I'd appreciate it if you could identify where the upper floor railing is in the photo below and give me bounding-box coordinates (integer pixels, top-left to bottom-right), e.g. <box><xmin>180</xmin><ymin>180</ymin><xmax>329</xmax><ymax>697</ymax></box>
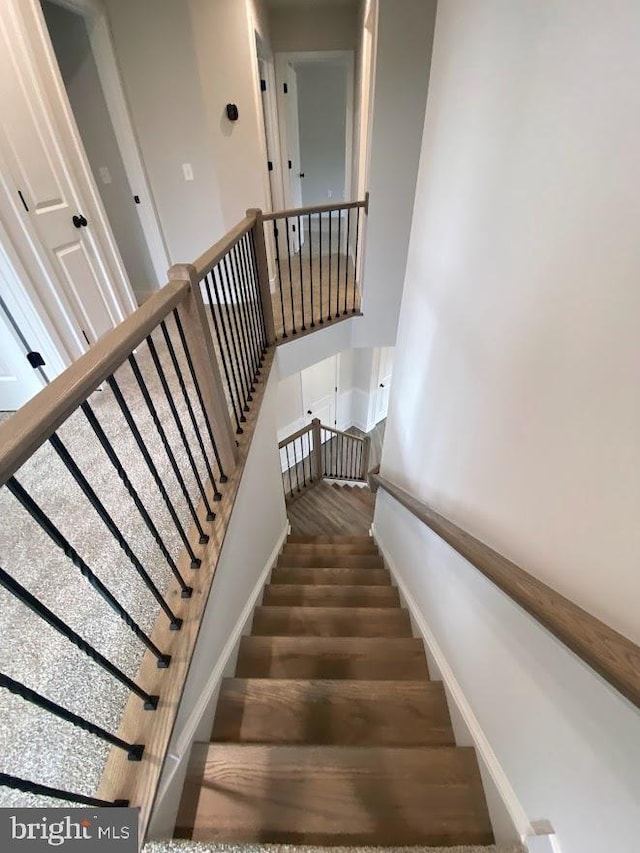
<box><xmin>0</xmin><ymin>196</ymin><xmax>367</xmax><ymax>840</ymax></box>
<box><xmin>279</xmin><ymin>418</ymin><xmax>371</xmax><ymax>501</ymax></box>
<box><xmin>261</xmin><ymin>195</ymin><xmax>368</xmax><ymax>341</ymax></box>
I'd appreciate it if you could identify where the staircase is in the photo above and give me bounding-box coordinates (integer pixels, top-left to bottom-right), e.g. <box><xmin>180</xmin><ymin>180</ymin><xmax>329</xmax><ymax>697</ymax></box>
<box><xmin>176</xmin><ymin>534</ymin><xmax>495</xmax><ymax>846</ymax></box>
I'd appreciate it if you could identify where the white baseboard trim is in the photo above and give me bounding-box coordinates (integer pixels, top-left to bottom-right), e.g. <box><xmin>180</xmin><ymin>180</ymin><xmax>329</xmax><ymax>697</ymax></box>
<box><xmin>154</xmin><ymin>523</ymin><xmax>289</xmax><ymax>808</ymax></box>
<box><xmin>372</xmin><ymin>526</ymin><xmax>532</xmax><ymax>843</ymax></box>
<box><xmin>324</xmin><ymin>477</ymin><xmax>367</xmax><ymax>487</ymax></box>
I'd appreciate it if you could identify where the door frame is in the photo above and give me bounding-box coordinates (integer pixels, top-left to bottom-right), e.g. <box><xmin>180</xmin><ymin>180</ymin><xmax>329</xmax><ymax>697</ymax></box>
<box><xmin>38</xmin><ymin>0</ymin><xmax>170</xmax><ymax>289</ymax></box>
<box><xmin>275</xmin><ymin>50</ymin><xmax>355</xmax><ymax>209</ymax></box>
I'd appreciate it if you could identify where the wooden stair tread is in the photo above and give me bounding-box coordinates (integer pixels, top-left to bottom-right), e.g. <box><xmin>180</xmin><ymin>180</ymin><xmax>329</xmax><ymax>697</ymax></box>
<box><xmin>236</xmin><ymin>636</ymin><xmax>429</xmax><ymax>679</ymax></box>
<box><xmin>252</xmin><ymin>606</ymin><xmax>412</xmax><ymax>637</ymax></box>
<box><xmin>271</xmin><ymin>567</ymin><xmax>391</xmax><ymax>586</ymax></box>
<box><xmin>278</xmin><ymin>553</ymin><xmax>384</xmax><ymax>569</ymax></box>
<box><xmin>211</xmin><ymin>679</ymin><xmax>455</xmax><ymax>746</ymax></box>
<box><xmin>287</xmin><ymin>534</ymin><xmax>374</xmax><ymax>544</ymax></box>
<box><xmin>181</xmin><ymin>744</ymin><xmax>494</xmax><ymax>846</ymax></box>
<box><xmin>282</xmin><ymin>543</ymin><xmax>379</xmax><ymax>556</ymax></box>
<box><xmin>263</xmin><ymin>584</ymin><xmax>399</xmax><ymax>607</ymax></box>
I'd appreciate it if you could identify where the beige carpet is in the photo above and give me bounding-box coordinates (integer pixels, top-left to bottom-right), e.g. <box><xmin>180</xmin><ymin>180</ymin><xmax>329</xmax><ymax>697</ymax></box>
<box><xmin>0</xmin><ymin>317</ymin><xmax>220</xmax><ymax>808</ymax></box>
<box><xmin>144</xmin><ymin>843</ymin><xmax>525</xmax><ymax>853</ymax></box>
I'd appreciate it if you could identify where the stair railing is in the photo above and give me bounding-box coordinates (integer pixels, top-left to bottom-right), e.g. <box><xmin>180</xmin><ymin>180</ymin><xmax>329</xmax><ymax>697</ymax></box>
<box><xmin>279</xmin><ymin>418</ymin><xmax>371</xmax><ymax>500</ymax></box>
<box><xmin>262</xmin><ymin>194</ymin><xmax>369</xmax><ymax>341</ymax></box>
<box><xmin>0</xmin><ymin>195</ymin><xmax>369</xmax><ymax>839</ymax></box>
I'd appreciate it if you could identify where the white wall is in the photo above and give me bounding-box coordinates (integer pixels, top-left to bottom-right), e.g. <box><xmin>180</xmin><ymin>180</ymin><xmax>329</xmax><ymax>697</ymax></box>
<box><xmin>104</xmin><ymin>0</ymin><xmax>271</xmax><ymax>264</ymax></box>
<box><xmin>42</xmin><ymin>1</ymin><xmax>156</xmax><ymax>302</ymax></box>
<box><xmin>269</xmin><ymin>3</ymin><xmax>359</xmax><ymax>52</ymax></box>
<box><xmin>296</xmin><ymin>61</ymin><xmax>348</xmax><ymax>205</ymax></box>
<box><xmin>148</xmin><ymin>363</ymin><xmax>287</xmax><ymax>838</ymax></box>
<box><xmin>351</xmin><ymin>0</ymin><xmax>436</xmax><ymax>348</ymax></box>
<box><xmin>376</xmin><ymin>1</ymin><xmax>640</xmax><ymax>851</ymax></box>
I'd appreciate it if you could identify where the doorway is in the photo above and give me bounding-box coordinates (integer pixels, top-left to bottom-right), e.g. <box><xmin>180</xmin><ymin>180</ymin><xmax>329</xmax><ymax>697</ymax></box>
<box><xmin>41</xmin><ymin>0</ymin><xmax>162</xmax><ymax>304</ymax></box>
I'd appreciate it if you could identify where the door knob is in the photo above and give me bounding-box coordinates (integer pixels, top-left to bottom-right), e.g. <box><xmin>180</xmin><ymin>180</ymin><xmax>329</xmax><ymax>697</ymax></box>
<box><xmin>307</xmin><ymin>410</ymin><xmax>312</xmax><ymax>415</ymax></box>
<box><xmin>379</xmin><ymin>383</ymin><xmax>385</xmax><ymax>388</ymax></box>
<box><xmin>73</xmin><ymin>214</ymin><xmax>88</xmax><ymax>228</ymax></box>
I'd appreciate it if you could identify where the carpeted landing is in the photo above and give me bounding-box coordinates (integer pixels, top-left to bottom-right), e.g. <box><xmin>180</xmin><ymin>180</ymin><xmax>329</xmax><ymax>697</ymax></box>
<box><xmin>143</xmin><ymin>842</ymin><xmax>526</xmax><ymax>853</ymax></box>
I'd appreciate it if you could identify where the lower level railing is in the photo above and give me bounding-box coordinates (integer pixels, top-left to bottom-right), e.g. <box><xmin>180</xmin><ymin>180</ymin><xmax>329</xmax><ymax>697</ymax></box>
<box><xmin>279</xmin><ymin>418</ymin><xmax>371</xmax><ymax>500</ymax></box>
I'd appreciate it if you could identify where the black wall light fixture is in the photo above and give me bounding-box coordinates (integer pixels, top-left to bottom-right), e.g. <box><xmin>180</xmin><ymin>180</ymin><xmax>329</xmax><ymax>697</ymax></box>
<box><xmin>226</xmin><ymin>103</ymin><xmax>239</xmax><ymax>121</ymax></box>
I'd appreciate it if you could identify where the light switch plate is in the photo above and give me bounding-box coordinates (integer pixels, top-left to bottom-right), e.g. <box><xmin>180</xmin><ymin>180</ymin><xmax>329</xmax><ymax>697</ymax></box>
<box><xmin>182</xmin><ymin>163</ymin><xmax>194</xmax><ymax>181</ymax></box>
<box><xmin>98</xmin><ymin>166</ymin><xmax>112</xmax><ymax>185</ymax></box>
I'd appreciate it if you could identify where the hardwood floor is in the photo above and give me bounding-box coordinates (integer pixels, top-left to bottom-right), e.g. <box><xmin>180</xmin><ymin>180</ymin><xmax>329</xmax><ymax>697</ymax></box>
<box><xmin>287</xmin><ymin>482</ymin><xmax>376</xmax><ymax>536</ymax></box>
<box><xmin>176</xmin><ymin>535</ymin><xmax>494</xmax><ymax>846</ymax></box>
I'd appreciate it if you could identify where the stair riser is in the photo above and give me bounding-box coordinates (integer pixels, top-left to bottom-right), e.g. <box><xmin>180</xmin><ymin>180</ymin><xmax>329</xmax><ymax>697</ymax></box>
<box><xmin>236</xmin><ymin>637</ymin><xmax>430</xmax><ymax>680</ymax></box>
<box><xmin>278</xmin><ymin>555</ymin><xmax>384</xmax><ymax>569</ymax></box>
<box><xmin>252</xmin><ymin>606</ymin><xmax>412</xmax><ymax>637</ymax></box>
<box><xmin>212</xmin><ymin>679</ymin><xmax>455</xmax><ymax>746</ymax></box>
<box><xmin>263</xmin><ymin>585</ymin><xmax>400</xmax><ymax>608</ymax></box>
<box><xmin>271</xmin><ymin>567</ymin><xmax>392</xmax><ymax>586</ymax></box>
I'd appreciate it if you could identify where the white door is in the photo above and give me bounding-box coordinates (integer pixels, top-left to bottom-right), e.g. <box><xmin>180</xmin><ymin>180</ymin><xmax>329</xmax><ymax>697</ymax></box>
<box><xmin>0</xmin><ymin>307</ymin><xmax>44</xmax><ymax>410</ymax></box>
<box><xmin>375</xmin><ymin>346</ymin><xmax>393</xmax><ymax>423</ymax></box>
<box><xmin>0</xmin><ymin>1</ymin><xmax>135</xmax><ymax>351</ymax></box>
<box><xmin>285</xmin><ymin>63</ymin><xmax>305</xmax><ymax>253</ymax></box>
<box><xmin>301</xmin><ymin>354</ymin><xmax>337</xmax><ymax>428</ymax></box>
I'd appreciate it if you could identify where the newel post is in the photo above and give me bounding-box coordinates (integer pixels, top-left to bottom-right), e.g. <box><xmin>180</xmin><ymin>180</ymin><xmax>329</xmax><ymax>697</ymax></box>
<box><xmin>246</xmin><ymin>208</ymin><xmax>276</xmax><ymax>346</ymax></box>
<box><xmin>361</xmin><ymin>435</ymin><xmax>372</xmax><ymax>481</ymax></box>
<box><xmin>312</xmin><ymin>418</ymin><xmax>323</xmax><ymax>482</ymax></box>
<box><xmin>169</xmin><ymin>263</ymin><xmax>238</xmax><ymax>472</ymax></box>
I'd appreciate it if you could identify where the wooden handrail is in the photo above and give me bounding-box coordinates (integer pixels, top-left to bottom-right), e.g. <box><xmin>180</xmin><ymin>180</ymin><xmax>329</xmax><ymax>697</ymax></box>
<box><xmin>192</xmin><ymin>214</ymin><xmax>256</xmax><ymax>279</ymax></box>
<box><xmin>278</xmin><ymin>422</ymin><xmax>313</xmax><ymax>448</ymax></box>
<box><xmin>372</xmin><ymin>473</ymin><xmax>640</xmax><ymax>710</ymax></box>
<box><xmin>0</xmin><ymin>279</ymin><xmax>189</xmax><ymax>487</ymax></box>
<box><xmin>321</xmin><ymin>424</ymin><xmax>367</xmax><ymax>443</ymax></box>
<box><xmin>262</xmin><ymin>198</ymin><xmax>366</xmax><ymax>221</ymax></box>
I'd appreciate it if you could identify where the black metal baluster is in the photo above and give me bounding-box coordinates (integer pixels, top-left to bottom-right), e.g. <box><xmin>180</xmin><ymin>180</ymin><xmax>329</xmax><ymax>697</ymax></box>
<box><xmin>300</xmin><ymin>437</ymin><xmax>307</xmax><ymax>488</ymax></box>
<box><xmin>201</xmin><ymin>275</ymin><xmax>244</xmax><ymax>433</ymax></box>
<box><xmin>4</xmin><ymin>480</ymin><xmax>171</xmax><ymax>667</ymax></box>
<box><xmin>352</xmin><ymin>207</ymin><xmax>361</xmax><ymax>313</ymax></box>
<box><xmin>285</xmin><ymin>217</ymin><xmax>297</xmax><ymax>334</ymax></box>
<box><xmin>210</xmin><ymin>266</ymin><xmax>246</xmax><ymax>422</ymax></box>
<box><xmin>81</xmin><ymin>401</ymin><xmax>192</xmax><ymax>597</ymax></box>
<box><xmin>322</xmin><ymin>429</ymin><xmax>327</xmax><ymax>475</ymax></box>
<box><xmin>308</xmin><ymin>212</ymin><xmax>315</xmax><ymax>327</ymax></box>
<box><xmin>146</xmin><ymin>336</ymin><xmax>215</xmax><ymax>522</ymax></box>
<box><xmin>172</xmin><ymin>309</ymin><xmax>229</xmax><ymax>483</ymax></box>
<box><xmin>0</xmin><ymin>566</ymin><xmax>159</xmax><ymax>707</ymax></box>
<box><xmin>49</xmin><ymin>433</ymin><xmax>183</xmax><ymax>631</ymax></box>
<box><xmin>272</xmin><ymin>220</ymin><xmax>287</xmax><ymax>340</ymax></box>
<box><xmin>336</xmin><ymin>209</ymin><xmax>342</xmax><ymax>319</ymax></box>
<box><xmin>327</xmin><ymin>211</ymin><xmax>333</xmax><ymax>322</ymax></box>
<box><xmin>159</xmin><ymin>320</ymin><xmax>222</xmax><ymax>498</ymax></box>
<box><xmin>237</xmin><ymin>235</ymin><xmax>261</xmax><ymax>374</ymax></box>
<box><xmin>221</xmin><ymin>257</ymin><xmax>252</xmax><ymax>407</ymax></box>
<box><xmin>297</xmin><ymin>215</ymin><xmax>306</xmax><ymax>331</ymax></box>
<box><xmin>294</xmin><ymin>440</ymin><xmax>301</xmax><ymax>493</ymax></box>
<box><xmin>235</xmin><ymin>238</ymin><xmax>261</xmax><ymax>381</ymax></box>
<box><xmin>108</xmin><ymin>374</ymin><xmax>202</xmax><ymax>568</ymax></box>
<box><xmin>285</xmin><ymin>444</ymin><xmax>293</xmax><ymax>498</ymax></box>
<box><xmin>0</xmin><ymin>774</ymin><xmax>128</xmax><ymax>808</ymax></box>
<box><xmin>319</xmin><ymin>212</ymin><xmax>324</xmax><ymax>324</ymax></box>
<box><xmin>1</xmin><ymin>674</ymin><xmax>144</xmax><ymax>761</ymax></box>
<box><xmin>221</xmin><ymin>255</ymin><xmax>252</xmax><ymax>405</ymax></box>
<box><xmin>247</xmin><ymin>229</ymin><xmax>269</xmax><ymax>355</ymax></box>
<box><xmin>344</xmin><ymin>208</ymin><xmax>351</xmax><ymax>315</ymax></box>
<box><xmin>340</xmin><ymin>434</ymin><xmax>344</xmax><ymax>478</ymax></box>
<box><xmin>129</xmin><ymin>354</ymin><xmax>209</xmax><ymax>544</ymax></box>
<box><xmin>229</xmin><ymin>245</ymin><xmax>256</xmax><ymax>396</ymax></box>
